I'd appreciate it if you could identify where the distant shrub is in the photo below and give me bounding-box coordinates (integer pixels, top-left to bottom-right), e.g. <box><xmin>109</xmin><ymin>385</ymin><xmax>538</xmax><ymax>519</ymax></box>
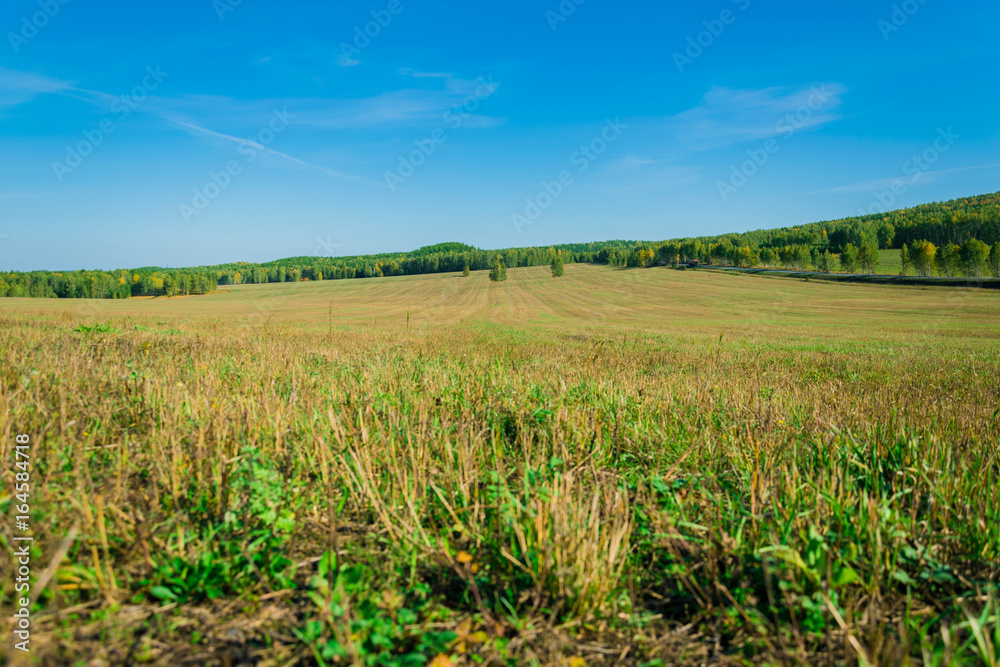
<box><xmin>551</xmin><ymin>254</ymin><xmax>565</xmax><ymax>277</ymax></box>
<box><xmin>488</xmin><ymin>256</ymin><xmax>507</xmax><ymax>282</ymax></box>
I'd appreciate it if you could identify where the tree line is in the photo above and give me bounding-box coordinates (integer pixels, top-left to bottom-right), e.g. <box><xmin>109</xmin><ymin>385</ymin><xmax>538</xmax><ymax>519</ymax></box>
<box><xmin>3</xmin><ymin>192</ymin><xmax>998</xmax><ymax>299</ymax></box>
<box><xmin>587</xmin><ymin>191</ymin><xmax>1000</xmax><ymax>278</ymax></box>
<box><xmin>0</xmin><ymin>269</ymin><xmax>217</xmax><ymax>299</ymax></box>
<box><xmin>596</xmin><ymin>236</ymin><xmax>999</xmax><ymax>278</ymax></box>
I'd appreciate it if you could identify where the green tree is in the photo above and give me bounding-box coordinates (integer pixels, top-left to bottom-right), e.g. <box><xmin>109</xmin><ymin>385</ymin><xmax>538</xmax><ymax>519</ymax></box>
<box><xmin>736</xmin><ymin>246</ymin><xmax>758</xmax><ymax>267</ymax></box>
<box><xmin>911</xmin><ymin>241</ymin><xmax>936</xmax><ymax>277</ymax></box>
<box><xmin>488</xmin><ymin>256</ymin><xmax>507</xmax><ymax>282</ymax></box>
<box><xmin>959</xmin><ymin>239</ymin><xmax>990</xmax><ymax>277</ymax></box>
<box><xmin>840</xmin><ymin>244</ymin><xmax>859</xmax><ymax>273</ymax></box>
<box><xmin>658</xmin><ymin>243</ymin><xmax>680</xmax><ymax>267</ymax></box>
<box><xmin>858</xmin><ymin>240</ymin><xmax>880</xmax><ymax>274</ymax></box>
<box><xmin>817</xmin><ymin>250</ymin><xmax>833</xmax><ymax>273</ymax></box>
<box><xmin>787</xmin><ymin>245</ymin><xmax>811</xmax><ymax>270</ymax></box>
<box><xmin>899</xmin><ymin>243</ymin><xmax>911</xmax><ymax>276</ymax></box>
<box><xmin>163</xmin><ymin>274</ymin><xmax>177</xmax><ymax>296</ymax></box>
<box><xmin>462</xmin><ymin>261</ymin><xmax>470</xmax><ymax>277</ymax></box>
<box><xmin>877</xmin><ymin>222</ymin><xmax>896</xmax><ymax>249</ymax></box>
<box><xmin>991</xmin><ymin>242</ymin><xmax>1000</xmax><ymax>277</ymax></box>
<box><xmin>937</xmin><ymin>243</ymin><xmax>960</xmax><ymax>277</ymax></box>
<box><xmin>551</xmin><ymin>253</ymin><xmax>565</xmax><ymax>277</ymax></box>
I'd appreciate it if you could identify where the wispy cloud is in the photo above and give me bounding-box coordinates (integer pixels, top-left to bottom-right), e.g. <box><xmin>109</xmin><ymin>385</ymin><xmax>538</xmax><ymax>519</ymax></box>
<box><xmin>1</xmin><ymin>65</ymin><xmax>501</xmax><ymax>187</ymax></box>
<box><xmin>2</xmin><ymin>64</ymin><xmax>503</xmax><ymax>132</ymax></box>
<box><xmin>815</xmin><ymin>162</ymin><xmax>1000</xmax><ymax>194</ymax></box>
<box><xmin>0</xmin><ymin>69</ymin><xmax>389</xmax><ymax>185</ymax></box>
<box><xmin>399</xmin><ymin>68</ymin><xmax>452</xmax><ymax>79</ymax></box>
<box><xmin>296</xmin><ymin>75</ymin><xmax>504</xmax><ymax>129</ymax></box>
<box><xmin>609</xmin><ymin>155</ymin><xmax>662</xmax><ymax>171</ymax></box>
<box><xmin>0</xmin><ymin>67</ymin><xmax>162</xmax><ymax>119</ymax></box>
<box><xmin>667</xmin><ymin>84</ymin><xmax>847</xmax><ymax>151</ymax></box>
<box><xmin>0</xmin><ymin>67</ymin><xmax>72</xmax><ymax>114</ymax></box>
<box><xmin>595</xmin><ymin>164</ymin><xmax>701</xmax><ymax>195</ymax></box>
<box><xmin>0</xmin><ymin>191</ymin><xmax>69</xmax><ymax>199</ymax></box>
<box><xmin>142</xmin><ymin>73</ymin><xmax>502</xmax><ymax>131</ymax></box>
<box><xmin>167</xmin><ymin>118</ymin><xmax>389</xmax><ymax>188</ymax></box>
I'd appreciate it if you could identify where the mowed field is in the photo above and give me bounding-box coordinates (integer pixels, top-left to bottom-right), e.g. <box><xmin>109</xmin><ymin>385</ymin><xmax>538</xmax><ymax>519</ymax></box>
<box><xmin>4</xmin><ymin>262</ymin><xmax>998</xmax><ymax>334</ymax></box>
<box><xmin>1</xmin><ymin>265</ymin><xmax>999</xmax><ymax>666</ymax></box>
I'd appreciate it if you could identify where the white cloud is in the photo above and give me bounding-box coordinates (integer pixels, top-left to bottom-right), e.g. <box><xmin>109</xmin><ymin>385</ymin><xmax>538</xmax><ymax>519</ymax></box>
<box><xmin>609</xmin><ymin>155</ymin><xmax>660</xmax><ymax>171</ymax></box>
<box><xmin>667</xmin><ymin>84</ymin><xmax>847</xmax><ymax>151</ymax></box>
<box><xmin>0</xmin><ymin>68</ymin><xmax>72</xmax><ymax>114</ymax></box>
<box><xmin>167</xmin><ymin>118</ymin><xmax>388</xmax><ymax>188</ymax></box>
<box><xmin>817</xmin><ymin>162</ymin><xmax>1000</xmax><ymax>194</ymax></box>
<box><xmin>144</xmin><ymin>72</ymin><xmax>503</xmax><ymax>131</ymax></box>
<box><xmin>399</xmin><ymin>69</ymin><xmax>452</xmax><ymax>79</ymax></box>
<box><xmin>0</xmin><ymin>66</ymin><xmax>503</xmax><ymax>186</ymax></box>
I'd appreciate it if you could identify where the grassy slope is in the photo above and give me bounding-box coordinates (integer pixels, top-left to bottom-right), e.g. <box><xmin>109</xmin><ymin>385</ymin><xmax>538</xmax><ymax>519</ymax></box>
<box><xmin>6</xmin><ymin>263</ymin><xmax>997</xmax><ymax>333</ymax></box>
<box><xmin>1</xmin><ymin>265</ymin><xmax>998</xmax><ymax>666</ymax></box>
<box><xmin>877</xmin><ymin>248</ymin><xmax>904</xmax><ymax>275</ymax></box>
<box><xmin>821</xmin><ymin>249</ymin><xmax>993</xmax><ymax>277</ymax></box>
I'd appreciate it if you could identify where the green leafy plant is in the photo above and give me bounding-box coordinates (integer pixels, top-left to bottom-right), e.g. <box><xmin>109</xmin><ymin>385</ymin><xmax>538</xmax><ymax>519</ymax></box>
<box><xmin>760</xmin><ymin>526</ymin><xmax>859</xmax><ymax>594</ymax></box>
<box><xmin>74</xmin><ymin>322</ymin><xmax>117</xmax><ymax>334</ymax></box>
<box><xmin>148</xmin><ymin>526</ymin><xmax>293</xmax><ymax>603</ymax></box>
<box><xmin>297</xmin><ymin>554</ymin><xmax>459</xmax><ymax>666</ymax></box>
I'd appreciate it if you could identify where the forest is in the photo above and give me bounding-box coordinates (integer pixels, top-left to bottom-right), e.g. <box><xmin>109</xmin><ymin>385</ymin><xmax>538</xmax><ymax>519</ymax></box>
<box><xmin>2</xmin><ymin>192</ymin><xmax>998</xmax><ymax>299</ymax></box>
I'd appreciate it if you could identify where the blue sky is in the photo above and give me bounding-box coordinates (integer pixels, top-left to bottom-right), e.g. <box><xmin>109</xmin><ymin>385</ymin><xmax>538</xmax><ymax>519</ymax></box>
<box><xmin>1</xmin><ymin>0</ymin><xmax>998</xmax><ymax>271</ymax></box>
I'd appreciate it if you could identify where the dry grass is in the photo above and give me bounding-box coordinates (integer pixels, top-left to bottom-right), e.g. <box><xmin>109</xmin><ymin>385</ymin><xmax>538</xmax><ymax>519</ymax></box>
<box><xmin>0</xmin><ymin>264</ymin><xmax>998</xmax><ymax>666</ymax></box>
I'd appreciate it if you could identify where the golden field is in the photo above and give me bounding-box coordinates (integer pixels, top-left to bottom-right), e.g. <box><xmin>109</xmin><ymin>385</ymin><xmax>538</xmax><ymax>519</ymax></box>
<box><xmin>1</xmin><ymin>265</ymin><xmax>998</xmax><ymax>666</ymax></box>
